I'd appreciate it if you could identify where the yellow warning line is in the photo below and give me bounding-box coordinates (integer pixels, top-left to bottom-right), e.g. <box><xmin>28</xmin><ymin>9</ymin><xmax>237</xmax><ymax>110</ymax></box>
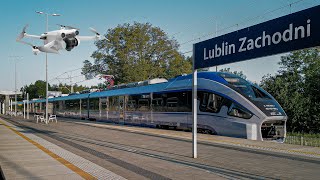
<box><xmin>0</xmin><ymin>121</ymin><xmax>96</xmax><ymax>180</ymax></box>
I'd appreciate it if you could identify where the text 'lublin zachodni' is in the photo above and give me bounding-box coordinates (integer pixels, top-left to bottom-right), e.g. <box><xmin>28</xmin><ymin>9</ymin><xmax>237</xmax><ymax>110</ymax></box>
<box><xmin>203</xmin><ymin>19</ymin><xmax>311</xmax><ymax>61</ymax></box>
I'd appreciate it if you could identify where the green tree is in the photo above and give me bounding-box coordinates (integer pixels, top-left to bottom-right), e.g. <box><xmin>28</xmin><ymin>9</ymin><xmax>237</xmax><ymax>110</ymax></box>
<box><xmin>22</xmin><ymin>81</ymin><xmax>88</xmax><ymax>99</ymax></box>
<box><xmin>219</xmin><ymin>68</ymin><xmax>247</xmax><ymax>79</ymax></box>
<box><xmin>20</xmin><ymin>80</ymin><xmax>50</xmax><ymax>99</ymax></box>
<box><xmin>82</xmin><ymin>22</ymin><xmax>192</xmax><ymax>84</ymax></box>
<box><xmin>51</xmin><ymin>83</ymin><xmax>88</xmax><ymax>94</ymax></box>
<box><xmin>260</xmin><ymin>48</ymin><xmax>320</xmax><ymax>133</ymax></box>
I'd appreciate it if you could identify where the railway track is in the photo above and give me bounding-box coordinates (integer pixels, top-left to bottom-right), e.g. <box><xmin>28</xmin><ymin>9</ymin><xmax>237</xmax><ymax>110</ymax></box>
<box><xmin>4</xmin><ymin>117</ymin><xmax>275</xmax><ymax>180</ymax></box>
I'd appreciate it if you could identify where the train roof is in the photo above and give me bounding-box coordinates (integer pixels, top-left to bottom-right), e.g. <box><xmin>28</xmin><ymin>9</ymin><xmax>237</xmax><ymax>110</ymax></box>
<box><xmin>25</xmin><ymin>72</ymin><xmax>242</xmax><ymax>103</ymax></box>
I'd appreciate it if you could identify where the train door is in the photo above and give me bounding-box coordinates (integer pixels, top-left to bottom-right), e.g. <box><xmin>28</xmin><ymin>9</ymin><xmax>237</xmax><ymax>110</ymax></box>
<box><xmin>123</xmin><ymin>95</ymin><xmax>128</xmax><ymax>124</ymax></box>
<box><xmin>186</xmin><ymin>91</ymin><xmax>193</xmax><ymax>131</ymax></box>
<box><xmin>106</xmin><ymin>97</ymin><xmax>109</xmax><ymax>120</ymax></box>
<box><xmin>99</xmin><ymin>98</ymin><xmax>102</xmax><ymax>120</ymax></box>
<box><xmin>119</xmin><ymin>96</ymin><xmax>125</xmax><ymax>124</ymax></box>
<box><xmin>99</xmin><ymin>97</ymin><xmax>108</xmax><ymax>121</ymax></box>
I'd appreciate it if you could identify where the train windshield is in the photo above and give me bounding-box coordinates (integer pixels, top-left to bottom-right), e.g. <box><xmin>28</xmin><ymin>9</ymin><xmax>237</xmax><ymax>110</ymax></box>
<box><xmin>220</xmin><ymin>73</ymin><xmax>270</xmax><ymax>99</ymax></box>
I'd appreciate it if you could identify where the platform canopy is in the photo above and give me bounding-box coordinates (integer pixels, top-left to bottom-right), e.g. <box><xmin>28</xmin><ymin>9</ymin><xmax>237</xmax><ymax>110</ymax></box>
<box><xmin>0</xmin><ymin>91</ymin><xmax>22</xmax><ymax>96</ymax></box>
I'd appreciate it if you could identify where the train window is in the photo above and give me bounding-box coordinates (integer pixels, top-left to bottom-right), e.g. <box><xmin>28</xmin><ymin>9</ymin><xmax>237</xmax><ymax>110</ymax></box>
<box><xmin>251</xmin><ymin>86</ymin><xmax>270</xmax><ymax>99</ymax></box>
<box><xmin>101</xmin><ymin>102</ymin><xmax>107</xmax><ymax>111</ymax></box>
<box><xmin>199</xmin><ymin>92</ymin><xmax>224</xmax><ymax>113</ymax></box>
<box><xmin>89</xmin><ymin>98</ymin><xmax>99</xmax><ymax>110</ymax></box>
<box><xmin>166</xmin><ymin>97</ymin><xmax>178</xmax><ymax>112</ymax></box>
<box><xmin>81</xmin><ymin>100</ymin><xmax>87</xmax><ymax>108</ymax></box>
<box><xmin>65</xmin><ymin>100</ymin><xmax>80</xmax><ymax>110</ymax></box>
<box><xmin>54</xmin><ymin>101</ymin><xmax>60</xmax><ymax>110</ymax></box>
<box><xmin>152</xmin><ymin>98</ymin><xmax>163</xmax><ymax>106</ymax></box>
<box><xmin>152</xmin><ymin>98</ymin><xmax>164</xmax><ymax>111</ymax></box>
<box><xmin>228</xmin><ymin>103</ymin><xmax>252</xmax><ymax>119</ymax></box>
<box><xmin>167</xmin><ymin>97</ymin><xmax>178</xmax><ymax>107</ymax></box>
<box><xmin>152</xmin><ymin>92</ymin><xmax>191</xmax><ymax>112</ymax></box>
<box><xmin>138</xmin><ymin>99</ymin><xmax>149</xmax><ymax>111</ymax></box>
<box><xmin>119</xmin><ymin>96</ymin><xmax>125</xmax><ymax>110</ymax></box>
<box><xmin>220</xmin><ymin>73</ymin><xmax>256</xmax><ymax>98</ymax></box>
<box><xmin>101</xmin><ymin>98</ymin><xmax>108</xmax><ymax>111</ymax></box>
<box><xmin>127</xmin><ymin>100</ymin><xmax>137</xmax><ymax>111</ymax></box>
<box><xmin>109</xmin><ymin>96</ymin><xmax>119</xmax><ymax>111</ymax></box>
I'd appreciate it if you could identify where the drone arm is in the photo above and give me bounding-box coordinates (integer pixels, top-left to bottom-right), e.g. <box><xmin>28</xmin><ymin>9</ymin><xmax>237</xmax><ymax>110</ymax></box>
<box><xmin>24</xmin><ymin>33</ymin><xmax>41</xmax><ymax>39</ymax></box>
<box><xmin>16</xmin><ymin>39</ymin><xmax>33</xmax><ymax>47</ymax></box>
<box><xmin>39</xmin><ymin>40</ymin><xmax>59</xmax><ymax>54</ymax></box>
<box><xmin>76</xmin><ymin>35</ymin><xmax>99</xmax><ymax>41</ymax></box>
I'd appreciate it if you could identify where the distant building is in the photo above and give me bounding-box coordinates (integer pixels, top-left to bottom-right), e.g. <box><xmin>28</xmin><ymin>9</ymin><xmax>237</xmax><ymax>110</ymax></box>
<box><xmin>0</xmin><ymin>90</ymin><xmax>22</xmax><ymax>114</ymax></box>
<box><xmin>48</xmin><ymin>91</ymin><xmax>62</xmax><ymax>98</ymax></box>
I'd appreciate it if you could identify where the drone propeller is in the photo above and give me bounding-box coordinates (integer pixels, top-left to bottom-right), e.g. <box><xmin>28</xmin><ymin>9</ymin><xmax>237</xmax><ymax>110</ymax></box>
<box><xmin>17</xmin><ymin>40</ymin><xmax>33</xmax><ymax>47</ymax></box>
<box><xmin>89</xmin><ymin>27</ymin><xmax>107</xmax><ymax>40</ymax></box>
<box><xmin>89</xmin><ymin>27</ymin><xmax>100</xmax><ymax>36</ymax></box>
<box><xmin>57</xmin><ymin>24</ymin><xmax>79</xmax><ymax>30</ymax></box>
<box><xmin>16</xmin><ymin>24</ymin><xmax>29</xmax><ymax>41</ymax></box>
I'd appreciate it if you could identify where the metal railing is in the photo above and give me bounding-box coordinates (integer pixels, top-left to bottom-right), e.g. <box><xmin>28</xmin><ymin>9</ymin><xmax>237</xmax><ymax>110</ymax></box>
<box><xmin>285</xmin><ymin>135</ymin><xmax>320</xmax><ymax>147</ymax></box>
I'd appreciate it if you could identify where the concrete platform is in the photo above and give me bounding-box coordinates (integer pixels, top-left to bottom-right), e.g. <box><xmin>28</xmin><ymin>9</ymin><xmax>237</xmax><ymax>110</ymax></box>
<box><xmin>2</xmin><ymin>115</ymin><xmax>320</xmax><ymax>179</ymax></box>
<box><xmin>0</xmin><ymin>118</ymin><xmax>125</xmax><ymax>180</ymax></box>
<box><xmin>61</xmin><ymin>118</ymin><xmax>320</xmax><ymax>159</ymax></box>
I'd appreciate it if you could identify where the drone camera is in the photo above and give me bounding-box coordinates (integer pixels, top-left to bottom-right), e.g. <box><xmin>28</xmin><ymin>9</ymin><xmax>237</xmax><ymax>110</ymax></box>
<box><xmin>40</xmin><ymin>36</ymin><xmax>47</xmax><ymax>40</ymax></box>
<box><xmin>64</xmin><ymin>37</ymin><xmax>79</xmax><ymax>51</ymax></box>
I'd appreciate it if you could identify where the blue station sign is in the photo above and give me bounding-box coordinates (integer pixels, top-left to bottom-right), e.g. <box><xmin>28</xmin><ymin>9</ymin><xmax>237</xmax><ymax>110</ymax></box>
<box><xmin>194</xmin><ymin>5</ymin><xmax>320</xmax><ymax>69</ymax></box>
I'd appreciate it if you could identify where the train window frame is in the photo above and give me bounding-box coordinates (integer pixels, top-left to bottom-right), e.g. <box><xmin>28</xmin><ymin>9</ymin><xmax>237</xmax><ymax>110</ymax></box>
<box><xmin>251</xmin><ymin>86</ymin><xmax>271</xmax><ymax>99</ymax></box>
<box><xmin>199</xmin><ymin>91</ymin><xmax>224</xmax><ymax>113</ymax></box>
<box><xmin>65</xmin><ymin>99</ymin><xmax>80</xmax><ymax>111</ymax></box>
<box><xmin>89</xmin><ymin>98</ymin><xmax>99</xmax><ymax>111</ymax></box>
<box><xmin>227</xmin><ymin>103</ymin><xmax>253</xmax><ymax>119</ymax></box>
<box><xmin>138</xmin><ymin>98</ymin><xmax>150</xmax><ymax>111</ymax></box>
<box><xmin>166</xmin><ymin>97</ymin><xmax>178</xmax><ymax>108</ymax></box>
<box><xmin>127</xmin><ymin>99</ymin><xmax>137</xmax><ymax>111</ymax></box>
<box><xmin>151</xmin><ymin>98</ymin><xmax>164</xmax><ymax>111</ymax></box>
<box><xmin>152</xmin><ymin>98</ymin><xmax>163</xmax><ymax>106</ymax></box>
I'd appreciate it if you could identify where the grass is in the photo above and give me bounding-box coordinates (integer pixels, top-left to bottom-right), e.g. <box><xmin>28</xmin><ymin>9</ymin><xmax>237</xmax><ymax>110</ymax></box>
<box><xmin>285</xmin><ymin>132</ymin><xmax>320</xmax><ymax>147</ymax></box>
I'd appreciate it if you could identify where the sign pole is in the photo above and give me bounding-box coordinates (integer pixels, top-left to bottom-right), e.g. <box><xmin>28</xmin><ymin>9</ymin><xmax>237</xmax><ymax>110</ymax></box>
<box><xmin>27</xmin><ymin>93</ymin><xmax>29</xmax><ymax>119</ymax></box>
<box><xmin>192</xmin><ymin>44</ymin><xmax>198</xmax><ymax>158</ymax></box>
<box><xmin>23</xmin><ymin>101</ymin><xmax>25</xmax><ymax>119</ymax></box>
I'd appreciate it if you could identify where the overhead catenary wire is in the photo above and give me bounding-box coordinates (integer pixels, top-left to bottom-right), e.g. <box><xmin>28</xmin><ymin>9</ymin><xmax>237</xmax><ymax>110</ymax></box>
<box><xmin>49</xmin><ymin>68</ymin><xmax>82</xmax><ymax>82</ymax></box>
<box><xmin>178</xmin><ymin>0</ymin><xmax>307</xmax><ymax>48</ymax></box>
<box><xmin>170</xmin><ymin>0</ymin><xmax>260</xmax><ymax>38</ymax></box>
<box><xmin>49</xmin><ymin>67</ymin><xmax>82</xmax><ymax>81</ymax></box>
<box><xmin>67</xmin><ymin>0</ymin><xmax>311</xmax><ymax>86</ymax></box>
<box><xmin>46</xmin><ymin>0</ymin><xmax>315</xmax><ymax>88</ymax></box>
<box><xmin>50</xmin><ymin>74</ymin><xmax>84</xmax><ymax>82</ymax></box>
<box><xmin>178</xmin><ymin>0</ymin><xmax>311</xmax><ymax>55</ymax></box>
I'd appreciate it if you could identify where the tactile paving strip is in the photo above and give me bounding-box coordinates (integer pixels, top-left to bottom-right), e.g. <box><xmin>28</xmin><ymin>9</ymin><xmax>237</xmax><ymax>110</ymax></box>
<box><xmin>4</xmin><ymin>121</ymin><xmax>126</xmax><ymax>180</ymax></box>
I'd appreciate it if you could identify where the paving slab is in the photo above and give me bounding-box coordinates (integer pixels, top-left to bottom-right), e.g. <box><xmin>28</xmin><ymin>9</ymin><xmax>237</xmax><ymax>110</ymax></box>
<box><xmin>3</xmin><ymin>115</ymin><xmax>320</xmax><ymax>180</ymax></box>
<box><xmin>63</xmin><ymin>118</ymin><xmax>320</xmax><ymax>158</ymax></box>
<box><xmin>0</xmin><ymin>118</ymin><xmax>125</xmax><ymax>180</ymax></box>
<box><xmin>0</xmin><ymin>120</ymin><xmax>83</xmax><ymax>180</ymax></box>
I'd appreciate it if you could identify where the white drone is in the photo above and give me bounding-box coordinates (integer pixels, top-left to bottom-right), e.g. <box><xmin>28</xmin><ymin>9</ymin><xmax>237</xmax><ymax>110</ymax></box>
<box><xmin>16</xmin><ymin>24</ymin><xmax>103</xmax><ymax>55</ymax></box>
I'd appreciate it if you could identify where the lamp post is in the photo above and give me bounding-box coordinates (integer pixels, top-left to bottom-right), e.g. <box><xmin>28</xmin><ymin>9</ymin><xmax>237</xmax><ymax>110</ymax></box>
<box><xmin>36</xmin><ymin>11</ymin><xmax>61</xmax><ymax>123</ymax></box>
<box><xmin>9</xmin><ymin>56</ymin><xmax>23</xmax><ymax>116</ymax></box>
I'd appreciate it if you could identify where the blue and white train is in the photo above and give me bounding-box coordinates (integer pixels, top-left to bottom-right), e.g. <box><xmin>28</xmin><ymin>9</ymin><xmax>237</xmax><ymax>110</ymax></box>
<box><xmin>27</xmin><ymin>72</ymin><xmax>287</xmax><ymax>142</ymax></box>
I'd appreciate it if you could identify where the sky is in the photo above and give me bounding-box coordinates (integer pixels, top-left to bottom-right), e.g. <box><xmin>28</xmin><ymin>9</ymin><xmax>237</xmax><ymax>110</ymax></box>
<box><xmin>0</xmin><ymin>0</ymin><xmax>319</xmax><ymax>91</ymax></box>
